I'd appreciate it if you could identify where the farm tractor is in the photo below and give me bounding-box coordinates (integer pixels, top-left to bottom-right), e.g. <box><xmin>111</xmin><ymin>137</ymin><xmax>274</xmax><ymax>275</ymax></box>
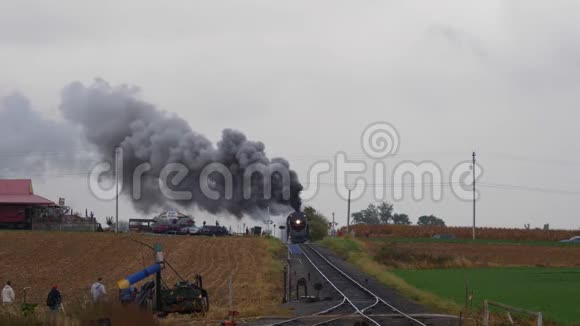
<box><xmin>117</xmin><ymin>242</ymin><xmax>209</xmax><ymax>316</ymax></box>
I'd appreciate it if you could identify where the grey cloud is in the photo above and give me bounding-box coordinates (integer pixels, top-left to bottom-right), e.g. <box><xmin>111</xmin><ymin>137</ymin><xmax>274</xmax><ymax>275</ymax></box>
<box><xmin>0</xmin><ymin>93</ymin><xmax>81</xmax><ymax>174</ymax></box>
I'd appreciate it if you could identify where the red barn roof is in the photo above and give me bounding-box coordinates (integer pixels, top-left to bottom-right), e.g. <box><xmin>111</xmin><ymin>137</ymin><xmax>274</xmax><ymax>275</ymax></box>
<box><xmin>0</xmin><ymin>179</ymin><xmax>54</xmax><ymax>205</ymax></box>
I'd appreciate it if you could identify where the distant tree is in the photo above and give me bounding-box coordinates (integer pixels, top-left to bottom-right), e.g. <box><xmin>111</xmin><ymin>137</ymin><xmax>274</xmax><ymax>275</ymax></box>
<box><xmin>352</xmin><ymin>202</ymin><xmax>411</xmax><ymax>225</ymax></box>
<box><xmin>103</xmin><ymin>217</ymin><xmax>129</xmax><ymax>232</ymax></box>
<box><xmin>392</xmin><ymin>213</ymin><xmax>411</xmax><ymax>225</ymax></box>
<box><xmin>351</xmin><ymin>204</ymin><xmax>380</xmax><ymax>224</ymax></box>
<box><xmin>417</xmin><ymin>215</ymin><xmax>446</xmax><ymax>226</ymax></box>
<box><xmin>303</xmin><ymin>206</ymin><xmax>330</xmax><ymax>241</ymax></box>
<box><xmin>377</xmin><ymin>202</ymin><xmax>394</xmax><ymax>224</ymax></box>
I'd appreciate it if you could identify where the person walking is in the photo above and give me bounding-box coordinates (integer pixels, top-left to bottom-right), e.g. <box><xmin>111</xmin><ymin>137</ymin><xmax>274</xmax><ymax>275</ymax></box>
<box><xmin>90</xmin><ymin>277</ymin><xmax>107</xmax><ymax>303</ymax></box>
<box><xmin>1</xmin><ymin>281</ymin><xmax>15</xmax><ymax>305</ymax></box>
<box><xmin>46</xmin><ymin>285</ymin><xmax>62</xmax><ymax>311</ymax></box>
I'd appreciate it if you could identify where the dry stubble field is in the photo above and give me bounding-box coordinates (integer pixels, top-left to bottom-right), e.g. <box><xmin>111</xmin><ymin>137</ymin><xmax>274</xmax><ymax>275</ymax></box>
<box><xmin>393</xmin><ymin>242</ymin><xmax>580</xmax><ymax>267</ymax></box>
<box><xmin>363</xmin><ymin>239</ymin><xmax>580</xmax><ymax>268</ymax></box>
<box><xmin>0</xmin><ymin>231</ymin><xmax>286</xmax><ymax>322</ymax></box>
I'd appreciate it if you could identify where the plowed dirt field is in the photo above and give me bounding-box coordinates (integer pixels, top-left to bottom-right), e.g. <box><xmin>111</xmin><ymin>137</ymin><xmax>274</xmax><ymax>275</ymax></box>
<box><xmin>367</xmin><ymin>240</ymin><xmax>580</xmax><ymax>267</ymax></box>
<box><xmin>0</xmin><ymin>232</ymin><xmax>285</xmax><ymax>320</ymax></box>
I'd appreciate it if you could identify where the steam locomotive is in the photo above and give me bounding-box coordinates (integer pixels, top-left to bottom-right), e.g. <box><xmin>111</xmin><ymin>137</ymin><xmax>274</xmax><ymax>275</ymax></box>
<box><xmin>286</xmin><ymin>211</ymin><xmax>309</xmax><ymax>243</ymax></box>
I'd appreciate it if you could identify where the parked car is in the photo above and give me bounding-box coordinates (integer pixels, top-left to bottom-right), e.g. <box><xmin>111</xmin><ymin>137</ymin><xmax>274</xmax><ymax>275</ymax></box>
<box><xmin>179</xmin><ymin>226</ymin><xmax>200</xmax><ymax>235</ymax></box>
<box><xmin>152</xmin><ymin>224</ymin><xmax>170</xmax><ymax>234</ymax></box>
<box><xmin>152</xmin><ymin>223</ymin><xmax>182</xmax><ymax>234</ymax></box>
<box><xmin>432</xmin><ymin>234</ymin><xmax>456</xmax><ymax>240</ymax></box>
<box><xmin>176</xmin><ymin>217</ymin><xmax>195</xmax><ymax>227</ymax></box>
<box><xmin>198</xmin><ymin>225</ymin><xmax>229</xmax><ymax>237</ymax></box>
<box><xmin>559</xmin><ymin>236</ymin><xmax>580</xmax><ymax>243</ymax></box>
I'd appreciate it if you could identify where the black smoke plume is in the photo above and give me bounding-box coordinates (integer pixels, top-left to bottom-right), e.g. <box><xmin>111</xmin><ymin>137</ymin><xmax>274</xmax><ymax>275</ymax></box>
<box><xmin>59</xmin><ymin>79</ymin><xmax>302</xmax><ymax>217</ymax></box>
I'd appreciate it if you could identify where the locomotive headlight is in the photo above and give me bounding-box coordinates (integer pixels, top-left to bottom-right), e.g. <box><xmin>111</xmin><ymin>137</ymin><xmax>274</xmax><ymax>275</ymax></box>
<box><xmin>296</xmin><ymin>220</ymin><xmax>301</xmax><ymax>225</ymax></box>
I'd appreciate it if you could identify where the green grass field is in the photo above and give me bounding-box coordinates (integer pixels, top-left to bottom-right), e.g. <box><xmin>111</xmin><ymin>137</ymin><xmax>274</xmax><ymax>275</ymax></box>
<box><xmin>393</xmin><ymin>267</ymin><xmax>580</xmax><ymax>325</ymax></box>
<box><xmin>367</xmin><ymin>237</ymin><xmax>580</xmax><ymax>247</ymax></box>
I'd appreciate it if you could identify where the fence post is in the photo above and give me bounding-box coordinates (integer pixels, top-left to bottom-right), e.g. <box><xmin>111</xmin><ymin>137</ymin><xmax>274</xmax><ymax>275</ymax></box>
<box><xmin>537</xmin><ymin>312</ymin><xmax>543</xmax><ymax>326</ymax></box>
<box><xmin>482</xmin><ymin>300</ymin><xmax>489</xmax><ymax>326</ymax></box>
<box><xmin>506</xmin><ymin>311</ymin><xmax>514</xmax><ymax>325</ymax></box>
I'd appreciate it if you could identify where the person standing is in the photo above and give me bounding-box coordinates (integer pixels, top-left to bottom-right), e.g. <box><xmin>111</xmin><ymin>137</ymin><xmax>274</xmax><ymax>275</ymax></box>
<box><xmin>90</xmin><ymin>277</ymin><xmax>107</xmax><ymax>303</ymax></box>
<box><xmin>46</xmin><ymin>285</ymin><xmax>62</xmax><ymax>311</ymax></box>
<box><xmin>1</xmin><ymin>281</ymin><xmax>15</xmax><ymax>305</ymax></box>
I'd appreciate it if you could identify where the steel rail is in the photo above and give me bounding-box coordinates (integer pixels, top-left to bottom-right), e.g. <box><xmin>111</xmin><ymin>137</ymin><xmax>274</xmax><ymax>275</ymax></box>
<box><xmin>298</xmin><ymin>244</ymin><xmax>381</xmax><ymax>326</ymax></box>
<box><xmin>271</xmin><ymin>298</ymin><xmax>346</xmax><ymax>326</ymax></box>
<box><xmin>273</xmin><ymin>243</ymin><xmax>436</xmax><ymax>326</ymax></box>
<box><xmin>272</xmin><ymin>243</ymin><xmax>379</xmax><ymax>326</ymax></box>
<box><xmin>304</xmin><ymin>243</ymin><xmax>428</xmax><ymax>326</ymax></box>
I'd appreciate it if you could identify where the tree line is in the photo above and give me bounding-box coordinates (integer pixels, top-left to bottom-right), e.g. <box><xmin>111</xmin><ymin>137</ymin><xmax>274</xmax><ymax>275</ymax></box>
<box><xmin>351</xmin><ymin>202</ymin><xmax>446</xmax><ymax>226</ymax></box>
<box><xmin>302</xmin><ymin>202</ymin><xmax>446</xmax><ymax>242</ymax></box>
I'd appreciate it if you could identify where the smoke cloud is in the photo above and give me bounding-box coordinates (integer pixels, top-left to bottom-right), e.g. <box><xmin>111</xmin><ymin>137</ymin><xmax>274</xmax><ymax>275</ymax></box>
<box><xmin>0</xmin><ymin>93</ymin><xmax>82</xmax><ymax>174</ymax></box>
<box><xmin>60</xmin><ymin>79</ymin><xmax>303</xmax><ymax>217</ymax></box>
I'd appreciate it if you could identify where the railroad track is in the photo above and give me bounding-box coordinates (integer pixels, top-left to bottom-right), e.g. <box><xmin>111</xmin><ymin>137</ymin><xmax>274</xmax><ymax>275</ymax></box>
<box><xmin>273</xmin><ymin>243</ymin><xmax>429</xmax><ymax>326</ymax></box>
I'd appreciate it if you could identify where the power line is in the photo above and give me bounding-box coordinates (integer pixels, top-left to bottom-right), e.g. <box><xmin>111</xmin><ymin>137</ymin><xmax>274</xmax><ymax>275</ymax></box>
<box><xmin>2</xmin><ymin>168</ymin><xmax>580</xmax><ymax>196</ymax></box>
<box><xmin>0</xmin><ymin>150</ymin><xmax>94</xmax><ymax>158</ymax></box>
<box><xmin>0</xmin><ymin>149</ymin><xmax>578</xmax><ymax>164</ymax></box>
<box><xmin>478</xmin><ymin>182</ymin><xmax>580</xmax><ymax>195</ymax></box>
<box><xmin>486</xmin><ymin>153</ymin><xmax>580</xmax><ymax>166</ymax></box>
<box><xmin>0</xmin><ymin>172</ymin><xmax>578</xmax><ymax>195</ymax></box>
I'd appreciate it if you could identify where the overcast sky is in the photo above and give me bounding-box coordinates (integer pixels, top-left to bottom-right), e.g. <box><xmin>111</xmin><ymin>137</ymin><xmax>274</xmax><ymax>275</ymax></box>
<box><xmin>1</xmin><ymin>0</ymin><xmax>579</xmax><ymax>230</ymax></box>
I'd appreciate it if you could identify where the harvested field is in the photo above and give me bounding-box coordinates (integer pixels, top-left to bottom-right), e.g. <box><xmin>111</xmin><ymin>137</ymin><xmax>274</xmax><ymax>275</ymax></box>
<box><xmin>0</xmin><ymin>231</ymin><xmax>286</xmax><ymax>321</ymax></box>
<box><xmin>365</xmin><ymin>239</ymin><xmax>580</xmax><ymax>268</ymax></box>
<box><xmin>350</xmin><ymin>224</ymin><xmax>578</xmax><ymax>241</ymax></box>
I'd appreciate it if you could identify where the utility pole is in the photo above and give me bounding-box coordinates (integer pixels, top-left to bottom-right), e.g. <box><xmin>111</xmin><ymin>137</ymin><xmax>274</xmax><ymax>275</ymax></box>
<box><xmin>115</xmin><ymin>147</ymin><xmax>119</xmax><ymax>234</ymax></box>
<box><xmin>332</xmin><ymin>212</ymin><xmax>335</xmax><ymax>236</ymax></box>
<box><xmin>472</xmin><ymin>151</ymin><xmax>476</xmax><ymax>240</ymax></box>
<box><xmin>267</xmin><ymin>206</ymin><xmax>271</xmax><ymax>233</ymax></box>
<box><xmin>346</xmin><ymin>189</ymin><xmax>351</xmax><ymax>234</ymax></box>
